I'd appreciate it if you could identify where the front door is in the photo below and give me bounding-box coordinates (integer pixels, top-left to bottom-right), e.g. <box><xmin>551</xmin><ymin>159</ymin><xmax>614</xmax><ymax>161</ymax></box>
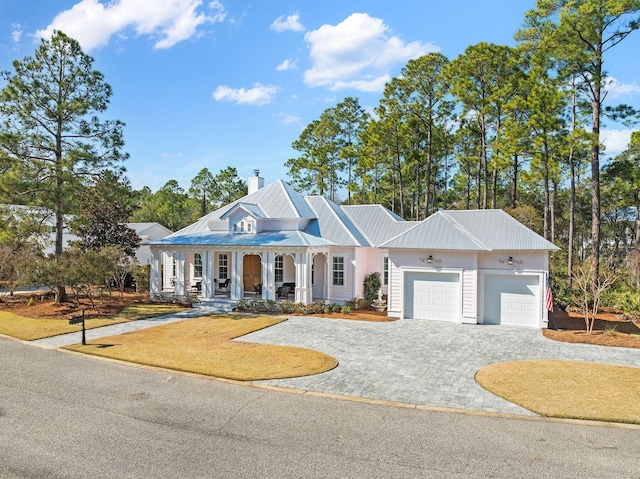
<box><xmin>243</xmin><ymin>254</ymin><xmax>261</xmax><ymax>292</ymax></box>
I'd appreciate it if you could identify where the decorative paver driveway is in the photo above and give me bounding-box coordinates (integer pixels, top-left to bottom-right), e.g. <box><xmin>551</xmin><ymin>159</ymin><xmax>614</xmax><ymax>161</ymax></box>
<box><xmin>243</xmin><ymin>317</ymin><xmax>640</xmax><ymax>415</ymax></box>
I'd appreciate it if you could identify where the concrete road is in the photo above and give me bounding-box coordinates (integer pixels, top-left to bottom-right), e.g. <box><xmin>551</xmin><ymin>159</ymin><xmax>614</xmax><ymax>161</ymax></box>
<box><xmin>1</xmin><ymin>337</ymin><xmax>639</xmax><ymax>479</ymax></box>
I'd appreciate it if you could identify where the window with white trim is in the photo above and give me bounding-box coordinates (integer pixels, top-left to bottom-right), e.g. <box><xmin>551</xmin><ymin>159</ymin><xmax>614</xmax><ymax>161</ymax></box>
<box><xmin>332</xmin><ymin>256</ymin><xmax>344</xmax><ymax>286</ymax></box>
<box><xmin>194</xmin><ymin>253</ymin><xmax>203</xmax><ymax>278</ymax></box>
<box><xmin>218</xmin><ymin>253</ymin><xmax>228</xmax><ymax>279</ymax></box>
<box><xmin>275</xmin><ymin>255</ymin><xmax>284</xmax><ymax>283</ymax></box>
<box><xmin>383</xmin><ymin>256</ymin><xmax>389</xmax><ymax>286</ymax></box>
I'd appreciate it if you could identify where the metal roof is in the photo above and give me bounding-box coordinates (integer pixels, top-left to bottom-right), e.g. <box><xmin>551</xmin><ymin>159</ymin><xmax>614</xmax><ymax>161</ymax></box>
<box><xmin>342</xmin><ymin>204</ymin><xmax>417</xmax><ymax>247</ymax></box>
<box><xmin>305</xmin><ymin>196</ymin><xmax>370</xmax><ymax>246</ymax></box>
<box><xmin>219</xmin><ymin>202</ymin><xmax>267</xmax><ymax>220</ymax></box>
<box><xmin>166</xmin><ymin>180</ymin><xmax>317</xmax><ymax>240</ymax></box>
<box><xmin>150</xmin><ymin>230</ymin><xmax>334</xmax><ymax>248</ymax></box>
<box><xmin>382</xmin><ymin>210</ymin><xmax>559</xmax><ymax>251</ymax></box>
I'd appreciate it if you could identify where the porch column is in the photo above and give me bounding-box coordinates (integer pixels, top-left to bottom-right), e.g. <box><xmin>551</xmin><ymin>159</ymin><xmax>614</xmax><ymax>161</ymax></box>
<box><xmin>202</xmin><ymin>250</ymin><xmax>213</xmax><ymax>299</ymax></box>
<box><xmin>150</xmin><ymin>248</ymin><xmax>161</xmax><ymax>296</ymax></box>
<box><xmin>323</xmin><ymin>253</ymin><xmax>329</xmax><ymax>300</ymax></box>
<box><xmin>231</xmin><ymin>251</ymin><xmax>243</xmax><ymax>300</ymax></box>
<box><xmin>294</xmin><ymin>251</ymin><xmax>313</xmax><ymax>304</ymax></box>
<box><xmin>262</xmin><ymin>252</ymin><xmax>274</xmax><ymax>300</ymax></box>
<box><xmin>174</xmin><ymin>250</ymin><xmax>187</xmax><ymax>296</ymax></box>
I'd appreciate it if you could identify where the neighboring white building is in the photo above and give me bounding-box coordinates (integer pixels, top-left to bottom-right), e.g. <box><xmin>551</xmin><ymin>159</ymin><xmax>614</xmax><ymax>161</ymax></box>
<box><xmin>0</xmin><ymin>204</ymin><xmax>172</xmax><ymax>263</ymax></box>
<box><xmin>149</xmin><ymin>174</ymin><xmax>559</xmax><ymax>328</ymax></box>
<box><xmin>128</xmin><ymin>223</ymin><xmax>174</xmax><ymax>265</ymax></box>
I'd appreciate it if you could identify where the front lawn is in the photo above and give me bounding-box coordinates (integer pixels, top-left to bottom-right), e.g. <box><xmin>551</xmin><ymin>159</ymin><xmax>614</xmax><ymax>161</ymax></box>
<box><xmin>0</xmin><ymin>303</ymin><xmax>189</xmax><ymax>340</ymax></box>
<box><xmin>476</xmin><ymin>360</ymin><xmax>640</xmax><ymax>424</ymax></box>
<box><xmin>65</xmin><ymin>314</ymin><xmax>338</xmax><ymax>381</ymax></box>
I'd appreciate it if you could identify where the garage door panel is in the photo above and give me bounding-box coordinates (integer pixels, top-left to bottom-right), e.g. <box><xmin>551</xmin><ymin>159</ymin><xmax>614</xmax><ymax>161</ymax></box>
<box><xmin>405</xmin><ymin>272</ymin><xmax>459</xmax><ymax>322</ymax></box>
<box><xmin>484</xmin><ymin>274</ymin><xmax>539</xmax><ymax>327</ymax></box>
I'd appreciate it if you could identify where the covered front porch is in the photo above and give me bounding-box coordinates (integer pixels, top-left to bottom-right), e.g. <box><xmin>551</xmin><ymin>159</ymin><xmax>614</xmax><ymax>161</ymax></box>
<box><xmin>150</xmin><ymin>247</ymin><xmax>330</xmax><ymax>304</ymax></box>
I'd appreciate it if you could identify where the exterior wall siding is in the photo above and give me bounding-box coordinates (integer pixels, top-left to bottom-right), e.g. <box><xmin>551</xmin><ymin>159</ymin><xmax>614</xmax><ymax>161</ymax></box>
<box><xmin>327</xmin><ymin>249</ymin><xmax>355</xmax><ymax>303</ymax></box>
<box><xmin>461</xmin><ymin>268</ymin><xmax>477</xmax><ymax>323</ymax></box>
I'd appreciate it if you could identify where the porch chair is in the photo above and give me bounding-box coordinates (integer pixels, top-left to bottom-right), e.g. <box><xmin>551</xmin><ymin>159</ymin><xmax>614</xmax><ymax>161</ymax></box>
<box><xmin>253</xmin><ymin>283</ymin><xmax>262</xmax><ymax>295</ymax></box>
<box><xmin>218</xmin><ymin>278</ymin><xmax>230</xmax><ymax>292</ymax></box>
<box><xmin>282</xmin><ymin>282</ymin><xmax>295</xmax><ymax>299</ymax></box>
<box><xmin>276</xmin><ymin>286</ymin><xmax>289</xmax><ymax>300</ymax></box>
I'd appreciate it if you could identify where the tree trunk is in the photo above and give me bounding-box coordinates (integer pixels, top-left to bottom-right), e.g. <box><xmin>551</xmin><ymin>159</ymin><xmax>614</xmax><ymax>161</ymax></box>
<box><xmin>590</xmin><ymin>54</ymin><xmax>603</xmax><ymax>289</ymax></box>
<box><xmin>511</xmin><ymin>153</ymin><xmax>519</xmax><ymax>209</ymax></box>
<box><xmin>568</xmin><ymin>77</ymin><xmax>577</xmax><ymax>288</ymax></box>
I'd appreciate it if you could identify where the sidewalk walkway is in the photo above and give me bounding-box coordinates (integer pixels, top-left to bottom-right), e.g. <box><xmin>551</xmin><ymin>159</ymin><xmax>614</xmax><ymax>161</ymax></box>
<box><xmin>33</xmin><ymin>308</ymin><xmax>213</xmax><ymax>348</ymax></box>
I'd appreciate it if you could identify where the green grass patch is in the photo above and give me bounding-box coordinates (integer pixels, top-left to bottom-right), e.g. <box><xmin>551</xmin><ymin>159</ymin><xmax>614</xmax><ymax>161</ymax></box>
<box><xmin>477</xmin><ymin>360</ymin><xmax>640</xmax><ymax>424</ymax></box>
<box><xmin>65</xmin><ymin>314</ymin><xmax>338</xmax><ymax>381</ymax></box>
<box><xmin>0</xmin><ymin>304</ymin><xmax>189</xmax><ymax>340</ymax></box>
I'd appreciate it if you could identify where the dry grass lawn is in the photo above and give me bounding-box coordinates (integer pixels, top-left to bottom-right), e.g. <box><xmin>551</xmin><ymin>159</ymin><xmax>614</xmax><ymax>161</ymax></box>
<box><xmin>0</xmin><ymin>304</ymin><xmax>189</xmax><ymax>340</ymax></box>
<box><xmin>476</xmin><ymin>360</ymin><xmax>640</xmax><ymax>424</ymax></box>
<box><xmin>65</xmin><ymin>314</ymin><xmax>338</xmax><ymax>381</ymax></box>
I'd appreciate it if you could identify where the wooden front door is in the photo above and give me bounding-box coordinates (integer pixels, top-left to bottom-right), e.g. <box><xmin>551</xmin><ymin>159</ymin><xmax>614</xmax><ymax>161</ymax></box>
<box><xmin>243</xmin><ymin>254</ymin><xmax>261</xmax><ymax>291</ymax></box>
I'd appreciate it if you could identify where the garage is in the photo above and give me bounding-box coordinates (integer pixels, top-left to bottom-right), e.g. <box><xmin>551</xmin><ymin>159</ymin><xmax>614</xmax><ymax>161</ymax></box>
<box><xmin>483</xmin><ymin>274</ymin><xmax>540</xmax><ymax>327</ymax></box>
<box><xmin>404</xmin><ymin>272</ymin><xmax>459</xmax><ymax>321</ymax></box>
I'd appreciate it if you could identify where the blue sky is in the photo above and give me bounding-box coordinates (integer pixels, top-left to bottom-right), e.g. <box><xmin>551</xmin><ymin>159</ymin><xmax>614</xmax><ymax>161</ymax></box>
<box><xmin>1</xmin><ymin>0</ymin><xmax>639</xmax><ymax>192</ymax></box>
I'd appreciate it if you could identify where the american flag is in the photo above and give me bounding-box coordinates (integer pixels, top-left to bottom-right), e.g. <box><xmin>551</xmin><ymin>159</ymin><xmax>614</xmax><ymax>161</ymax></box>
<box><xmin>545</xmin><ymin>274</ymin><xmax>554</xmax><ymax>312</ymax></box>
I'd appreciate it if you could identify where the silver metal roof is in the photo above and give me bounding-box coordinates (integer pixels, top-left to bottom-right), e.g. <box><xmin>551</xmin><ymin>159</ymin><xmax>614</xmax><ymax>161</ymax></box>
<box><xmin>150</xmin><ymin>230</ymin><xmax>334</xmax><ymax>248</ymax></box>
<box><xmin>342</xmin><ymin>204</ymin><xmax>417</xmax><ymax>247</ymax></box>
<box><xmin>305</xmin><ymin>196</ymin><xmax>370</xmax><ymax>247</ymax></box>
<box><xmin>382</xmin><ymin>210</ymin><xmax>559</xmax><ymax>251</ymax></box>
<box><xmin>219</xmin><ymin>202</ymin><xmax>267</xmax><ymax>220</ymax></box>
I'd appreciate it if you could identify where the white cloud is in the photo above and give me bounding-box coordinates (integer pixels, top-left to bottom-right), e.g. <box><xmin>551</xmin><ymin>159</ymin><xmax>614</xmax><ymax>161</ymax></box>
<box><xmin>36</xmin><ymin>0</ymin><xmax>226</xmax><ymax>51</ymax></box>
<box><xmin>277</xmin><ymin>113</ymin><xmax>301</xmax><ymax>125</ymax></box>
<box><xmin>601</xmin><ymin>128</ymin><xmax>633</xmax><ymax>156</ymax></box>
<box><xmin>303</xmin><ymin>13</ymin><xmax>438</xmax><ymax>92</ymax></box>
<box><xmin>212</xmin><ymin>83</ymin><xmax>278</xmax><ymax>105</ymax></box>
<box><xmin>270</xmin><ymin>14</ymin><xmax>304</xmax><ymax>33</ymax></box>
<box><xmin>605</xmin><ymin>77</ymin><xmax>640</xmax><ymax>100</ymax></box>
<box><xmin>276</xmin><ymin>58</ymin><xmax>298</xmax><ymax>71</ymax></box>
<box><xmin>11</xmin><ymin>24</ymin><xmax>23</xmax><ymax>43</ymax></box>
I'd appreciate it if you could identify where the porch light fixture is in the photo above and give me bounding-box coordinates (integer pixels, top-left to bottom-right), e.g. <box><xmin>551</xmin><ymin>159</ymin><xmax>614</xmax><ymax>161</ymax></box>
<box><xmin>419</xmin><ymin>255</ymin><xmax>440</xmax><ymax>264</ymax></box>
<box><xmin>499</xmin><ymin>256</ymin><xmax>523</xmax><ymax>266</ymax></box>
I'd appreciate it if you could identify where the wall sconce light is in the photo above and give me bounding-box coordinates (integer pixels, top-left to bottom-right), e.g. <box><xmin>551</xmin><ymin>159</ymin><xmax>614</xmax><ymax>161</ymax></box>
<box><xmin>420</xmin><ymin>254</ymin><xmax>440</xmax><ymax>264</ymax></box>
<box><xmin>499</xmin><ymin>256</ymin><xmax>523</xmax><ymax>266</ymax></box>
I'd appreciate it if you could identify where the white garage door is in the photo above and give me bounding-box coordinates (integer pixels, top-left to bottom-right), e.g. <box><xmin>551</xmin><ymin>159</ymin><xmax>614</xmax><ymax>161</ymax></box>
<box><xmin>404</xmin><ymin>272</ymin><xmax>459</xmax><ymax>321</ymax></box>
<box><xmin>484</xmin><ymin>274</ymin><xmax>539</xmax><ymax>327</ymax></box>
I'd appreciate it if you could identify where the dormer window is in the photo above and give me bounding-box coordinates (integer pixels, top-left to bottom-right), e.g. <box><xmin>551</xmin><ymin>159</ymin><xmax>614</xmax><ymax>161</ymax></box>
<box><xmin>231</xmin><ymin>218</ymin><xmax>256</xmax><ymax>234</ymax></box>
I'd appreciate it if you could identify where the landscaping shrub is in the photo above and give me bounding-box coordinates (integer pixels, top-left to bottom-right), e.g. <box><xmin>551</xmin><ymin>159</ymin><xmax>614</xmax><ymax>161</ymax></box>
<box><xmin>363</xmin><ymin>272</ymin><xmax>381</xmax><ymax>304</ymax></box>
<box><xmin>612</xmin><ymin>291</ymin><xmax>640</xmax><ymax>320</ymax></box>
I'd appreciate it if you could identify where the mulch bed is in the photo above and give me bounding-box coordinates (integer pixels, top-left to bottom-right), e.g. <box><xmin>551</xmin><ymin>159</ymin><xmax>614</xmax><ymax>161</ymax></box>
<box><xmin>0</xmin><ymin>292</ymin><xmax>141</xmax><ymax>319</ymax></box>
<box><xmin>545</xmin><ymin>309</ymin><xmax>640</xmax><ymax>349</ymax></box>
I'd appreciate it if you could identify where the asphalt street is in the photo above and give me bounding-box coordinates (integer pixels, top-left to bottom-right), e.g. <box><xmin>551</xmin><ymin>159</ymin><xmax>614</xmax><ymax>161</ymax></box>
<box><xmin>2</xmin><ymin>336</ymin><xmax>639</xmax><ymax>479</ymax></box>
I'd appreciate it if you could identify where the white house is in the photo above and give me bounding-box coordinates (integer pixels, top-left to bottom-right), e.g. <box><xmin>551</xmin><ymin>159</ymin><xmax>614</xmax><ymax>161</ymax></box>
<box><xmin>0</xmin><ymin>204</ymin><xmax>172</xmax><ymax>262</ymax></box>
<box><xmin>128</xmin><ymin>222</ymin><xmax>174</xmax><ymax>265</ymax></box>
<box><xmin>149</xmin><ymin>173</ymin><xmax>559</xmax><ymax>328</ymax></box>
